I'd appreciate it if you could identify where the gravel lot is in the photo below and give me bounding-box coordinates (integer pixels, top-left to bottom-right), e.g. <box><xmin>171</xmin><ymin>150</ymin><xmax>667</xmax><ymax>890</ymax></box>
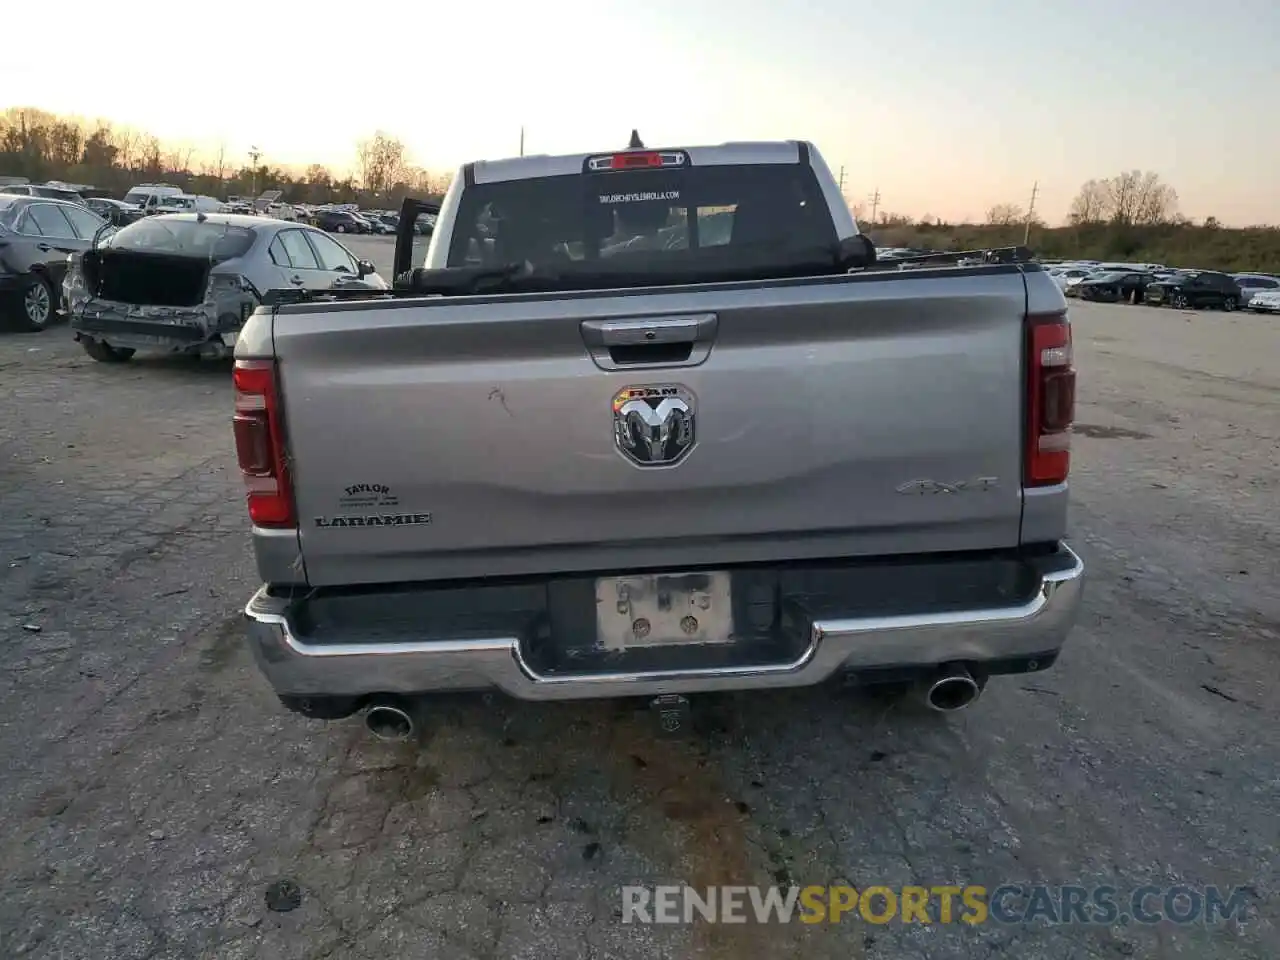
<box><xmin>1</xmin><ymin>287</ymin><xmax>1278</xmax><ymax>959</ymax></box>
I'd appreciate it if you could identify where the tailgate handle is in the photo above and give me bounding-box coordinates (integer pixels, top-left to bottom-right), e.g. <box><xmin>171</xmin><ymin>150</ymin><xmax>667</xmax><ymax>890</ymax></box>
<box><xmin>580</xmin><ymin>314</ymin><xmax>717</xmax><ymax>370</ymax></box>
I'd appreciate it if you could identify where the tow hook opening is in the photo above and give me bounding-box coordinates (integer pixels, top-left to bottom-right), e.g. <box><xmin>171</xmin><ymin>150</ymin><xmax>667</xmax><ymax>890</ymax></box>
<box><xmin>649</xmin><ymin>693</ymin><xmax>692</xmax><ymax>737</ymax></box>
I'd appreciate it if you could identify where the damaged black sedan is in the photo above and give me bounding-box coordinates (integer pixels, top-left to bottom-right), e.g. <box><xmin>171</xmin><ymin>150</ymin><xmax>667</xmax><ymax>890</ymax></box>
<box><xmin>1075</xmin><ymin>270</ymin><xmax>1154</xmax><ymax>305</ymax></box>
<box><xmin>64</xmin><ymin>213</ymin><xmax>387</xmax><ymax>363</ymax></box>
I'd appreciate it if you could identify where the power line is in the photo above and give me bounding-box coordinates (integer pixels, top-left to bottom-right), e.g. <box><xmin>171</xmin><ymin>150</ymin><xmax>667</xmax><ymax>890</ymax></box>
<box><xmin>1024</xmin><ymin>181</ymin><xmax>1038</xmax><ymax>244</ymax></box>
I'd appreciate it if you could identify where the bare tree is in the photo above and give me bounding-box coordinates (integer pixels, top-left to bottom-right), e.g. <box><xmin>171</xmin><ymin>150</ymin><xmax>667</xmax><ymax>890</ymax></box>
<box><xmin>403</xmin><ymin>166</ymin><xmax>433</xmax><ymax>194</ymax></box>
<box><xmin>213</xmin><ymin>142</ymin><xmax>228</xmax><ymax>180</ymax></box>
<box><xmin>162</xmin><ymin>146</ymin><xmax>195</xmax><ymax>174</ymax></box>
<box><xmin>46</xmin><ymin>120</ymin><xmax>83</xmax><ymax>168</ymax></box>
<box><xmin>355</xmin><ymin>131</ymin><xmax>409</xmax><ymax>195</ymax></box>
<box><xmin>82</xmin><ymin>125</ymin><xmax>118</xmax><ymax>169</ymax></box>
<box><xmin>877</xmin><ymin>212</ymin><xmax>914</xmax><ymax>226</ymax></box>
<box><xmin>137</xmin><ymin>135</ymin><xmax>162</xmax><ymax>175</ymax></box>
<box><xmin>1105</xmin><ymin>171</ymin><xmax>1143</xmax><ymax>225</ymax></box>
<box><xmin>985</xmin><ymin>203</ymin><xmax>1024</xmax><ymax>226</ymax></box>
<box><xmin>113</xmin><ymin>130</ymin><xmax>137</xmax><ymax>171</ymax></box>
<box><xmin>355</xmin><ymin>139</ymin><xmax>374</xmax><ymax>192</ymax></box>
<box><xmin>1131</xmin><ymin>171</ymin><xmax>1178</xmax><ymax>225</ymax></box>
<box><xmin>429</xmin><ymin>172</ymin><xmax>454</xmax><ymax>196</ymax></box>
<box><xmin>1074</xmin><ymin>170</ymin><xmax>1179</xmax><ymax>226</ymax></box>
<box><xmin>1067</xmin><ymin>179</ymin><xmax>1109</xmax><ymax>224</ymax></box>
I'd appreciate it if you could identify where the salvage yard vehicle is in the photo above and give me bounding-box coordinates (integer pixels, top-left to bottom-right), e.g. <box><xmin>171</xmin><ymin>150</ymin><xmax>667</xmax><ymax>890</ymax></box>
<box><xmin>0</xmin><ymin>194</ymin><xmax>109</xmax><ymax>331</ymax></box>
<box><xmin>84</xmin><ymin>196</ymin><xmax>145</xmax><ymax>227</ymax></box>
<box><xmin>1144</xmin><ymin>270</ymin><xmax>1243</xmax><ymax>310</ymax></box>
<box><xmin>121</xmin><ymin>183</ymin><xmax>184</xmax><ymax>210</ymax></box>
<box><xmin>1050</xmin><ymin>266</ymin><xmax>1096</xmax><ymax>294</ymax></box>
<box><xmin>0</xmin><ymin>182</ymin><xmax>89</xmax><ymax>205</ymax></box>
<box><xmin>315</xmin><ymin>209</ymin><xmax>370</xmax><ymax>234</ymax></box>
<box><xmin>151</xmin><ymin>194</ymin><xmax>228</xmax><ymax>214</ymax></box>
<box><xmin>64</xmin><ymin>213</ymin><xmax>386</xmax><ymax>362</ymax></box>
<box><xmin>1075</xmin><ymin>270</ymin><xmax>1154</xmax><ymax>304</ymax></box>
<box><xmin>1232</xmin><ymin>273</ymin><xmax>1279</xmax><ymax>305</ymax></box>
<box><xmin>1247</xmin><ymin>288</ymin><xmax>1280</xmax><ymax>313</ymax></box>
<box><xmin>233</xmin><ymin>135</ymin><xmax>1085</xmax><ymax>739</ymax></box>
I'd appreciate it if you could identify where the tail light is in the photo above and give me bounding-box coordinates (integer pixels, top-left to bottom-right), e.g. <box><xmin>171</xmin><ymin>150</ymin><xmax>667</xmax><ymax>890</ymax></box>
<box><xmin>1025</xmin><ymin>310</ymin><xmax>1076</xmax><ymax>486</ymax></box>
<box><xmin>233</xmin><ymin>359</ymin><xmax>296</xmax><ymax>527</ymax></box>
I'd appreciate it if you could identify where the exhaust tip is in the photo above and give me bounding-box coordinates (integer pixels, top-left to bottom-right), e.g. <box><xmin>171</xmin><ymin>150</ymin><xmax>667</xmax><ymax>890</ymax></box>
<box><xmin>924</xmin><ymin>669</ymin><xmax>981</xmax><ymax>713</ymax></box>
<box><xmin>365</xmin><ymin>703</ymin><xmax>415</xmax><ymax>742</ymax></box>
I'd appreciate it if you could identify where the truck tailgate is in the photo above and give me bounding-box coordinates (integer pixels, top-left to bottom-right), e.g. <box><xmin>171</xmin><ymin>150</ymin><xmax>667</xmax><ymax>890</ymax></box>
<box><xmin>274</xmin><ymin>269</ymin><xmax>1031</xmax><ymax>586</ymax></box>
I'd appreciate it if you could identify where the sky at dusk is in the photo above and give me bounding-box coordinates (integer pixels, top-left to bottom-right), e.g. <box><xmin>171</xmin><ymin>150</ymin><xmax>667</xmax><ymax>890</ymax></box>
<box><xmin>8</xmin><ymin>0</ymin><xmax>1279</xmax><ymax>226</ymax></box>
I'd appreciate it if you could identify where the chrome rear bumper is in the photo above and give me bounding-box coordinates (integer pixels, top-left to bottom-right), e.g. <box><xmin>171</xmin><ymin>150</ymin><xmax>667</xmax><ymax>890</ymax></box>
<box><xmin>244</xmin><ymin>545</ymin><xmax>1084</xmax><ymax>702</ymax></box>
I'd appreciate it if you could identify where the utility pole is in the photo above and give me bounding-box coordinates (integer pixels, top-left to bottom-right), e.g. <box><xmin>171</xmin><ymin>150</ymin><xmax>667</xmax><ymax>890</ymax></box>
<box><xmin>519</xmin><ymin>127</ymin><xmax>525</xmax><ymax>157</ymax></box>
<box><xmin>1024</xmin><ymin>181</ymin><xmax>1038</xmax><ymax>244</ymax></box>
<box><xmin>248</xmin><ymin>145</ymin><xmax>261</xmax><ymax>197</ymax></box>
<box><xmin>868</xmin><ymin>187</ymin><xmax>881</xmax><ymax>225</ymax></box>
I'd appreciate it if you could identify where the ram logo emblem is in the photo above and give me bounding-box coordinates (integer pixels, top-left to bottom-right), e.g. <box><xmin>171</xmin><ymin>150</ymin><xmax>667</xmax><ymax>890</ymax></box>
<box><xmin>612</xmin><ymin>384</ymin><xmax>696</xmax><ymax>467</ymax></box>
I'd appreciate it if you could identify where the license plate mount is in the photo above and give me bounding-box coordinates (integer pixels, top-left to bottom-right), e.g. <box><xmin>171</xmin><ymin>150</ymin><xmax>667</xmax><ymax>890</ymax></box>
<box><xmin>594</xmin><ymin>571</ymin><xmax>734</xmax><ymax>651</ymax></box>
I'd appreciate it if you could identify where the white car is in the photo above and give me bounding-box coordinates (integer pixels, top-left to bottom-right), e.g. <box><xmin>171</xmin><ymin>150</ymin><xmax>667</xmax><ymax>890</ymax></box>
<box><xmin>1247</xmin><ymin>289</ymin><xmax>1280</xmax><ymax>313</ymax></box>
<box><xmin>1050</xmin><ymin>267</ymin><xmax>1097</xmax><ymax>292</ymax></box>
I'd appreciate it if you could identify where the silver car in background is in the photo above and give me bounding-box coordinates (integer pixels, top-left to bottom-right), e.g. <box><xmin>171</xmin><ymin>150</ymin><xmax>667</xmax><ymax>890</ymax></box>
<box><xmin>1049</xmin><ymin>266</ymin><xmax>1098</xmax><ymax>293</ymax></box>
<box><xmin>1232</xmin><ymin>273</ymin><xmax>1280</xmax><ymax>308</ymax></box>
<box><xmin>64</xmin><ymin>214</ymin><xmax>386</xmax><ymax>363</ymax></box>
<box><xmin>1246</xmin><ymin>288</ymin><xmax>1280</xmax><ymax>313</ymax></box>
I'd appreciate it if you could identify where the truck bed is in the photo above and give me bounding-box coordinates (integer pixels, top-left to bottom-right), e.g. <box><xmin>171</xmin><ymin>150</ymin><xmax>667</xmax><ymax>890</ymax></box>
<box><xmin>266</xmin><ymin>264</ymin><xmax>1035</xmax><ymax>587</ymax></box>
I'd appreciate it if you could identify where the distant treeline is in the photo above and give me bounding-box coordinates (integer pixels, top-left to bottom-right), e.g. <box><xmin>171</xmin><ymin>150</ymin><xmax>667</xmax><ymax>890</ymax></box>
<box><xmin>0</xmin><ymin>107</ymin><xmax>447</xmax><ymax>208</ymax></box>
<box><xmin>869</xmin><ymin>221</ymin><xmax>1280</xmax><ymax>274</ymax></box>
<box><xmin>4</xmin><ymin>105</ymin><xmax>1275</xmax><ymax>271</ymax></box>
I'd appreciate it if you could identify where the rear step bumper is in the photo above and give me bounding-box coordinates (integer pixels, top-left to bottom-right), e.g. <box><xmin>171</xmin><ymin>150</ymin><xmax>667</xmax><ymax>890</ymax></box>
<box><xmin>243</xmin><ymin>544</ymin><xmax>1084</xmax><ymax>701</ymax></box>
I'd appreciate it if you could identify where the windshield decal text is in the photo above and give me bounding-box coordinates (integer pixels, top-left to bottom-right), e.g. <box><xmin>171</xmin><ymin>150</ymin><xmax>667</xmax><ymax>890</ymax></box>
<box><xmin>600</xmin><ymin>191</ymin><xmax>681</xmax><ymax>204</ymax></box>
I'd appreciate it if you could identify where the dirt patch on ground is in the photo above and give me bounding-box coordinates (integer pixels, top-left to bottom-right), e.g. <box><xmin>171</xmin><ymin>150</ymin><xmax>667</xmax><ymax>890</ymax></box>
<box><xmin>1074</xmin><ymin>423</ymin><xmax>1153</xmax><ymax>440</ymax></box>
<box><xmin>602</xmin><ymin>710</ymin><xmax>852</xmax><ymax>960</ymax></box>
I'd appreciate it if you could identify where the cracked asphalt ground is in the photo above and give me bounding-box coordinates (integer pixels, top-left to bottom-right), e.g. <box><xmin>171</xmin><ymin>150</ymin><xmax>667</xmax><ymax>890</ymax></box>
<box><xmin>2</xmin><ymin>278</ymin><xmax>1279</xmax><ymax>959</ymax></box>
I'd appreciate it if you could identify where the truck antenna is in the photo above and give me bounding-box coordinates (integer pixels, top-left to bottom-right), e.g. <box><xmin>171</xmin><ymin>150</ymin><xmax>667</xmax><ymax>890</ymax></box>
<box><xmin>628</xmin><ymin>130</ymin><xmax>644</xmax><ymax>149</ymax></box>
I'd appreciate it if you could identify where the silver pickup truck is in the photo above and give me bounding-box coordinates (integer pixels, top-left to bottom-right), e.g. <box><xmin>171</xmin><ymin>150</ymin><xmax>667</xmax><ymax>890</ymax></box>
<box><xmin>235</xmin><ymin>136</ymin><xmax>1084</xmax><ymax>739</ymax></box>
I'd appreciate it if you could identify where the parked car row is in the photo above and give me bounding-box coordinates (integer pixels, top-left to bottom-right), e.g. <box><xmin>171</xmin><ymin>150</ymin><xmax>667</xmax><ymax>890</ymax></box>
<box><xmin>0</xmin><ymin>195</ymin><xmax>386</xmax><ymax>344</ymax></box>
<box><xmin>2</xmin><ymin>179</ymin><xmax>440</xmax><ymax>245</ymax></box>
<box><xmin>306</xmin><ymin>206</ymin><xmax>433</xmax><ymax>237</ymax></box>
<box><xmin>1</xmin><ymin>180</ymin><xmax>226</xmax><ymax>230</ymax></box>
<box><xmin>1045</xmin><ymin>260</ymin><xmax>1280</xmax><ymax>313</ymax></box>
